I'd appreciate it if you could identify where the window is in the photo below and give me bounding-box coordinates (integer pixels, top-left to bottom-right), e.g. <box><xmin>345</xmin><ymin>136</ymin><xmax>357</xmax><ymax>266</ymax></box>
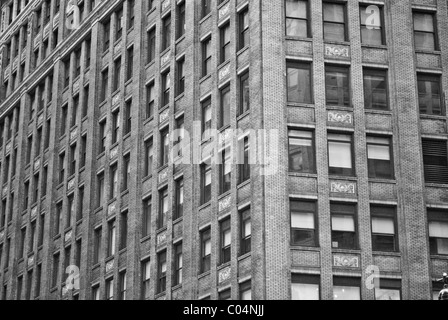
<box><xmin>418</xmin><ymin>74</ymin><xmax>443</xmax><ymax>116</ymax></box>
<box><xmin>200</xmin><ymin>228</ymin><xmax>211</xmax><ymax>273</ymax></box>
<box><xmin>24</xmin><ymin>182</ymin><xmax>29</xmax><ymax>211</ymax></box>
<box><xmin>80</xmin><ymin>135</ymin><xmax>87</xmax><ymax>168</ymax></box>
<box><xmin>148</xmin><ymin>0</ymin><xmax>154</xmax><ymax>12</ymax></box>
<box><xmin>162</xmin><ymin>70</ymin><xmax>171</xmax><ymax>107</ymax></box>
<box><xmin>92</xmin><ymin>285</ymin><xmax>100</xmax><ymax>300</ymax></box>
<box><xmin>103</xmin><ymin>20</ymin><xmax>110</xmax><ymax>52</ymax></box>
<box><xmin>360</xmin><ymin>5</ymin><xmax>384</xmax><ymax>45</ymax></box>
<box><xmin>110</xmin><ymin>164</ymin><xmax>118</xmax><ymax>199</ymax></box>
<box><xmin>120</xmin><ymin>211</ymin><xmax>128</xmax><ymax>250</ymax></box>
<box><xmin>428</xmin><ymin>209</ymin><xmax>448</xmax><ymax>255</ymax></box>
<box><xmin>126</xmin><ymin>47</ymin><xmax>134</xmax><ymax>81</ymax></box>
<box><xmin>74</xmin><ymin>48</ymin><xmax>81</xmax><ymax>78</ymax></box>
<box><xmin>97</xmin><ymin>173</ymin><xmax>104</xmax><ymax>208</ymax></box>
<box><xmin>158</xmin><ymin>188</ymin><xmax>168</xmax><ymax>229</ymax></box>
<box><xmin>201</xmin><ymin>163</ymin><xmax>211</xmax><ymax>204</ymax></box>
<box><xmin>367</xmin><ymin>136</ymin><xmax>393</xmax><ymax>179</ymax></box>
<box><xmin>333</xmin><ymin>277</ymin><xmax>361</xmax><ymax>300</ymax></box>
<box><xmin>220</xmin><ymin>218</ymin><xmax>231</xmax><ymax>264</ymax></box>
<box><xmin>100</xmin><ymin>68</ymin><xmax>109</xmax><ymax>102</ymax></box>
<box><xmin>112</xmin><ymin>110</ymin><xmax>120</xmax><ymax>144</ymax></box>
<box><xmin>175</xmin><ymin>178</ymin><xmax>184</xmax><ymax>220</ymax></box>
<box><xmin>38</xmin><ymin>213</ymin><xmax>45</xmax><ymax>246</ymax></box>
<box><xmin>285</xmin><ymin>0</ymin><xmax>309</xmax><ymax>38</ymax></box>
<box><xmin>147</xmin><ymin>28</ymin><xmax>156</xmax><ymax>64</ymax></box>
<box><xmin>240</xmin><ymin>281</ymin><xmax>251</xmax><ymax>300</ymax></box>
<box><xmin>375</xmin><ymin>279</ymin><xmax>401</xmax><ymax>300</ymax></box>
<box><xmin>66</xmin><ymin>195</ymin><xmax>74</xmax><ymax>229</ymax></box>
<box><xmin>59</xmin><ymin>152</ymin><xmax>65</xmax><ymax>183</ymax></box>
<box><xmin>70</xmin><ymin>144</ymin><xmax>77</xmax><ymax>176</ymax></box>
<box><xmin>162</xmin><ymin>15</ymin><xmax>171</xmax><ymax>51</ymax></box>
<box><xmin>239</xmin><ymin>209</ymin><xmax>251</xmax><ymax>255</ymax></box>
<box><xmin>173</xmin><ymin>242</ymin><xmax>183</xmax><ymax>286</ymax></box>
<box><xmin>176</xmin><ymin>58</ymin><xmax>185</xmax><ymax>96</ymax></box>
<box><xmin>325</xmin><ymin>66</ymin><xmax>350</xmax><ymax>106</ymax></box>
<box><xmin>99</xmin><ymin>120</ymin><xmax>106</xmax><ymax>154</ymax></box>
<box><xmin>108</xmin><ymin>220</ymin><xmax>116</xmax><ymax>257</ymax></box>
<box><xmin>93</xmin><ymin>227</ymin><xmax>102</xmax><ymax>264</ymax></box>
<box><xmin>29</xmin><ymin>221</ymin><xmax>36</xmax><ymax>253</ymax></box>
<box><xmin>142</xmin><ymin>259</ymin><xmax>151</xmax><ymax>299</ymax></box>
<box><xmin>61</xmin><ymin>105</ymin><xmax>68</xmax><ymax>135</ymax></box>
<box><xmin>146</xmin><ymin>83</ymin><xmax>155</xmax><ymax>119</ymax></box>
<box><xmin>323</xmin><ymin>2</ymin><xmax>347</xmax><ymax>42</ymax></box>
<box><xmin>202</xmin><ymin>98</ymin><xmax>212</xmax><ymax>139</ymax></box>
<box><xmin>239</xmin><ymin>71</ymin><xmax>250</xmax><ymax>115</ymax></box>
<box><xmin>160</xmin><ymin>128</ymin><xmax>170</xmax><ymax>166</ymax></box>
<box><xmin>288</xmin><ymin>130</ymin><xmax>315</xmax><ymax>173</ymax></box>
<box><xmin>145</xmin><ymin>140</ymin><xmax>153</xmax><ymax>176</ymax></box>
<box><xmin>422</xmin><ymin>139</ymin><xmax>448</xmax><ymax>184</ymax></box>
<box><xmin>287</xmin><ymin>62</ymin><xmax>312</xmax><ymax>104</ymax></box>
<box><xmin>157</xmin><ymin>251</ymin><xmax>167</xmax><ymax>293</ymax></box>
<box><xmin>174</xmin><ymin>117</ymin><xmax>184</xmax><ymax>158</ymax></box>
<box><xmin>363</xmin><ymin>69</ymin><xmax>388</xmax><ymax>110</ymax></box>
<box><xmin>202</xmin><ymin>37</ymin><xmax>212</xmax><ymax>77</ymax></box>
<box><xmin>52</xmin><ymin>253</ymin><xmax>60</xmax><ymax>288</ymax></box>
<box><xmin>35</xmin><ymin>264</ymin><xmax>41</xmax><ymax>299</ymax></box>
<box><xmin>220</xmin><ymin>23</ymin><xmax>230</xmax><ymax>63</ymax></box>
<box><xmin>123</xmin><ymin>155</ymin><xmax>130</xmax><ymax>191</ymax></box>
<box><xmin>128</xmin><ymin>0</ymin><xmax>135</xmax><ymax>29</ymax></box>
<box><xmin>413</xmin><ymin>12</ymin><xmax>437</xmax><ymax>51</ymax></box>
<box><xmin>106</xmin><ymin>278</ymin><xmax>114</xmax><ymax>300</ymax></box>
<box><xmin>202</xmin><ymin>0</ymin><xmax>211</xmax><ymax>18</ymax></box>
<box><xmin>19</xmin><ymin>227</ymin><xmax>26</xmax><ymax>258</ymax></box>
<box><xmin>220</xmin><ymin>85</ymin><xmax>231</xmax><ymax>128</ymax></box>
<box><xmin>220</xmin><ymin>148</ymin><xmax>231</xmax><ymax>194</ymax></box>
<box><xmin>85</xmin><ymin>39</ymin><xmax>91</xmax><ymax>69</ymax></box>
<box><xmin>371</xmin><ymin>206</ymin><xmax>397</xmax><ymax>252</ymax></box>
<box><xmin>115</xmin><ymin>8</ymin><xmax>123</xmax><ymax>40</ymax></box>
<box><xmin>291</xmin><ymin>274</ymin><xmax>320</xmax><ymax>300</ymax></box>
<box><xmin>331</xmin><ymin>203</ymin><xmax>357</xmax><ymax>250</ymax></box>
<box><xmin>113</xmin><ymin>58</ymin><xmax>121</xmax><ymax>92</ymax></box>
<box><xmin>64</xmin><ymin>59</ymin><xmax>70</xmax><ymax>88</ymax></box>
<box><xmin>119</xmin><ymin>271</ymin><xmax>127</xmax><ymax>300</ymax></box>
<box><xmin>77</xmin><ymin>187</ymin><xmax>84</xmax><ymax>222</ymax></box>
<box><xmin>142</xmin><ymin>199</ymin><xmax>152</xmax><ymax>238</ymax></box>
<box><xmin>219</xmin><ymin>289</ymin><xmax>231</xmax><ymax>300</ymax></box>
<box><xmin>26</xmin><ymin>136</ymin><xmax>32</xmax><ymax>164</ymax></box>
<box><xmin>290</xmin><ymin>200</ymin><xmax>317</xmax><ymax>247</ymax></box>
<box><xmin>177</xmin><ymin>2</ymin><xmax>186</xmax><ymax>40</ymax></box>
<box><xmin>239</xmin><ymin>8</ymin><xmax>249</xmax><ymax>49</ymax></box>
<box><xmin>239</xmin><ymin>136</ymin><xmax>250</xmax><ymax>183</ymax></box>
<box><xmin>328</xmin><ymin>133</ymin><xmax>353</xmax><ymax>176</ymax></box>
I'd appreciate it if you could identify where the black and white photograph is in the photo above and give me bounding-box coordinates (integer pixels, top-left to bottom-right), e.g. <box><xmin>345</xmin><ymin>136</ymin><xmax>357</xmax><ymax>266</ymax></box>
<box><xmin>0</xmin><ymin>0</ymin><xmax>447</xmax><ymax>307</ymax></box>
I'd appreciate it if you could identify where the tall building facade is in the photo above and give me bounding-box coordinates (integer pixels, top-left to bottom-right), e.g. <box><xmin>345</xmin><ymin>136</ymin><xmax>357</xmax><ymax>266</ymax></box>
<box><xmin>0</xmin><ymin>0</ymin><xmax>447</xmax><ymax>300</ymax></box>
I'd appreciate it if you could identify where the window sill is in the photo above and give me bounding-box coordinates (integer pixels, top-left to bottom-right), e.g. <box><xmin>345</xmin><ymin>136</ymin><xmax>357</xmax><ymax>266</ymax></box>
<box><xmin>175</xmin><ymin>92</ymin><xmax>185</xmax><ymax>101</ymax></box>
<box><xmin>420</xmin><ymin>114</ymin><xmax>447</xmax><ymax>120</ymax></box>
<box><xmin>425</xmin><ymin>183</ymin><xmax>448</xmax><ymax>188</ymax></box>
<box><xmin>368</xmin><ymin>178</ymin><xmax>396</xmax><ymax>184</ymax></box>
<box><xmin>237</xmin><ymin>46</ymin><xmax>250</xmax><ymax>56</ymax></box>
<box><xmin>142</xmin><ymin>174</ymin><xmax>153</xmax><ymax>183</ymax></box>
<box><xmin>94</xmin><ymin>207</ymin><xmax>103</xmax><ymax>214</ymax></box>
<box><xmin>237</xmin><ymin>179</ymin><xmax>250</xmax><ymax>189</ymax></box>
<box><xmin>287</xmin><ymin>102</ymin><xmax>315</xmax><ymax>108</ymax></box>
<box><xmin>121</xmin><ymin>189</ymin><xmax>129</xmax><ymax>197</ymax></box>
<box><xmin>285</xmin><ymin>36</ymin><xmax>313</xmax><ymax>42</ymax></box>
<box><xmin>200</xmin><ymin>74</ymin><xmax>212</xmax><ymax>84</ymax></box>
<box><xmin>53</xmin><ymin>233</ymin><xmax>62</xmax><ymax>241</ymax></box>
<box><xmin>145</xmin><ymin>60</ymin><xmax>156</xmax><ymax>69</ymax></box>
<box><xmin>361</xmin><ymin>44</ymin><xmax>388</xmax><ymax>50</ymax></box>
<box><xmin>237</xmin><ymin>110</ymin><xmax>250</xmax><ymax>121</ymax></box>
<box><xmin>92</xmin><ymin>263</ymin><xmax>101</xmax><ymax>270</ymax></box>
<box><xmin>102</xmin><ymin>49</ymin><xmax>110</xmax><ymax>57</ymax></box>
<box><xmin>96</xmin><ymin>151</ymin><xmax>106</xmax><ymax>160</ymax></box>
<box><xmin>218</xmin><ymin>190</ymin><xmax>232</xmax><ymax>201</ymax></box>
<box><xmin>429</xmin><ymin>254</ymin><xmax>448</xmax><ymax>259</ymax></box>
<box><xmin>160</xmin><ymin>47</ymin><xmax>170</xmax><ymax>57</ymax></box>
<box><xmin>415</xmin><ymin>49</ymin><xmax>441</xmax><ymax>55</ymax></box>
<box><xmin>326</xmin><ymin>105</ymin><xmax>353</xmax><ymax>111</ymax></box>
<box><xmin>147</xmin><ymin>7</ymin><xmax>157</xmax><ymax>16</ymax></box>
<box><xmin>172</xmin><ymin>283</ymin><xmax>182</xmax><ymax>291</ymax></box>
<box><xmin>288</xmin><ymin>172</ymin><xmax>318</xmax><ymax>178</ymax></box>
<box><xmin>175</xmin><ymin>35</ymin><xmax>186</xmax><ymax>45</ymax></box>
<box><xmin>125</xmin><ymin>78</ymin><xmax>133</xmax><ymax>87</ymax></box>
<box><xmin>332</xmin><ymin>248</ymin><xmax>361</xmax><ymax>254</ymax></box>
<box><xmin>141</xmin><ymin>235</ymin><xmax>151</xmax><ymax>243</ymax></box>
<box><xmin>173</xmin><ymin>216</ymin><xmax>183</xmax><ymax>225</ymax></box>
<box><xmin>59</xmin><ymin>134</ymin><xmax>67</xmax><ymax>141</ymax></box>
<box><xmin>155</xmin><ymin>292</ymin><xmax>166</xmax><ymax>299</ymax></box>
<box><xmin>199</xmin><ymin>13</ymin><xmax>212</xmax><ymax>24</ymax></box>
<box><xmin>329</xmin><ymin>175</ymin><xmax>357</xmax><ymax>181</ymax></box>
<box><xmin>238</xmin><ymin>252</ymin><xmax>251</xmax><ymax>261</ymax></box>
<box><xmin>198</xmin><ymin>270</ymin><xmax>211</xmax><ymax>279</ymax></box>
<box><xmin>218</xmin><ymin>262</ymin><xmax>231</xmax><ymax>271</ymax></box>
<box><xmin>290</xmin><ymin>245</ymin><xmax>320</xmax><ymax>251</ymax></box>
<box><xmin>198</xmin><ymin>201</ymin><xmax>211</xmax><ymax>211</ymax></box>
<box><xmin>372</xmin><ymin>251</ymin><xmax>401</xmax><ymax>257</ymax></box>
<box><xmin>324</xmin><ymin>40</ymin><xmax>351</xmax><ymax>46</ymax></box>
<box><xmin>156</xmin><ymin>226</ymin><xmax>168</xmax><ymax>235</ymax></box>
<box><xmin>365</xmin><ymin>109</ymin><xmax>392</xmax><ymax>115</ymax></box>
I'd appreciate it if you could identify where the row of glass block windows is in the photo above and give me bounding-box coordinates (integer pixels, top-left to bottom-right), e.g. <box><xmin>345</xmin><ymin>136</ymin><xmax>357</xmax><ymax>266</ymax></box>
<box><xmin>287</xmin><ymin>62</ymin><xmax>445</xmax><ymax>116</ymax></box>
<box><xmin>290</xmin><ymin>200</ymin><xmax>448</xmax><ymax>256</ymax></box>
<box><xmin>286</xmin><ymin>1</ymin><xmax>440</xmax><ymax>52</ymax></box>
